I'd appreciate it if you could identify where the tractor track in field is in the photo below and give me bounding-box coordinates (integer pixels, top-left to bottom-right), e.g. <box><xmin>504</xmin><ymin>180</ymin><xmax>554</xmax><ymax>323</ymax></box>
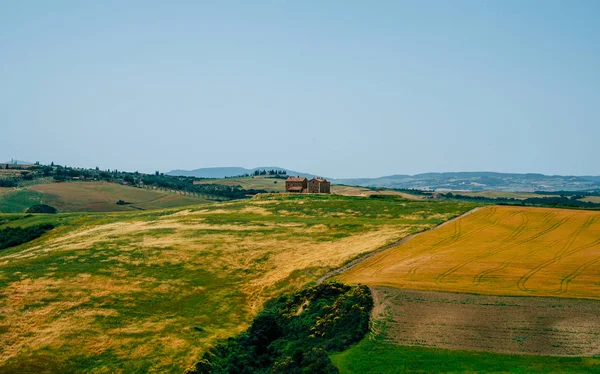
<box><xmin>403</xmin><ymin>207</ymin><xmax>509</xmax><ymax>277</ymax></box>
<box><xmin>516</xmin><ymin>217</ymin><xmax>600</xmax><ymax>293</ymax></box>
<box><xmin>437</xmin><ymin>212</ymin><xmax>575</xmax><ymax>285</ymax></box>
<box><xmin>374</xmin><ymin>207</ymin><xmax>505</xmax><ymax>279</ymax></box>
<box><xmin>472</xmin><ymin>213</ymin><xmax>587</xmax><ymax>287</ymax></box>
<box><xmin>316</xmin><ymin>207</ymin><xmax>484</xmax><ymax>284</ymax></box>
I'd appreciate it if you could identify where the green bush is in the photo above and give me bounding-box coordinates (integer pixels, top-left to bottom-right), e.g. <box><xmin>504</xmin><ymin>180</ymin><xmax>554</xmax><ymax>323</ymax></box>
<box><xmin>26</xmin><ymin>204</ymin><xmax>57</xmax><ymax>214</ymax></box>
<box><xmin>186</xmin><ymin>282</ymin><xmax>373</xmax><ymax>374</ymax></box>
<box><xmin>0</xmin><ymin>223</ymin><xmax>55</xmax><ymax>250</ymax></box>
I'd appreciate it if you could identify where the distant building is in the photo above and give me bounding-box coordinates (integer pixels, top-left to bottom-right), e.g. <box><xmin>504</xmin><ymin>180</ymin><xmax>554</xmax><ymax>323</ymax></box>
<box><xmin>285</xmin><ymin>176</ymin><xmax>307</xmax><ymax>193</ymax></box>
<box><xmin>308</xmin><ymin>177</ymin><xmax>331</xmax><ymax>194</ymax></box>
<box><xmin>285</xmin><ymin>176</ymin><xmax>331</xmax><ymax>194</ymax></box>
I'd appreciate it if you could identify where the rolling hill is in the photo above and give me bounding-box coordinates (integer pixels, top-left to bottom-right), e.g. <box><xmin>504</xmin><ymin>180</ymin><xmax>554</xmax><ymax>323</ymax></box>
<box><xmin>167</xmin><ymin>168</ymin><xmax>600</xmax><ymax>192</ymax></box>
<box><xmin>336</xmin><ymin>172</ymin><xmax>600</xmax><ymax>192</ymax></box>
<box><xmin>0</xmin><ymin>194</ymin><xmax>472</xmax><ymax>372</ymax></box>
<box><xmin>0</xmin><ymin>182</ymin><xmax>211</xmax><ymax>213</ymax></box>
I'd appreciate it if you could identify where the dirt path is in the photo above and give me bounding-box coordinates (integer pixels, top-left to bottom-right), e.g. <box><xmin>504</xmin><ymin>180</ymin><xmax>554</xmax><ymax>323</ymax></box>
<box><xmin>316</xmin><ymin>207</ymin><xmax>483</xmax><ymax>284</ymax></box>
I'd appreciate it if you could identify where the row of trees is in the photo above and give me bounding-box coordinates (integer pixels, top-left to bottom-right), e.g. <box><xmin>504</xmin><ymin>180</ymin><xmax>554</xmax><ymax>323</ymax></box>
<box><xmin>443</xmin><ymin>193</ymin><xmax>600</xmax><ymax>209</ymax></box>
<box><xmin>0</xmin><ymin>163</ymin><xmax>269</xmax><ymax>200</ymax></box>
<box><xmin>226</xmin><ymin>169</ymin><xmax>288</xmax><ymax>178</ymax></box>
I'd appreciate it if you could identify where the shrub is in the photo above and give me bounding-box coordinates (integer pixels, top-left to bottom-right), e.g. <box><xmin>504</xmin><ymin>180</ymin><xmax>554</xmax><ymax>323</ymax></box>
<box><xmin>26</xmin><ymin>204</ymin><xmax>57</xmax><ymax>214</ymax></box>
<box><xmin>187</xmin><ymin>282</ymin><xmax>373</xmax><ymax>373</ymax></box>
<box><xmin>0</xmin><ymin>179</ymin><xmax>18</xmax><ymax>187</ymax></box>
<box><xmin>0</xmin><ymin>223</ymin><xmax>55</xmax><ymax>250</ymax></box>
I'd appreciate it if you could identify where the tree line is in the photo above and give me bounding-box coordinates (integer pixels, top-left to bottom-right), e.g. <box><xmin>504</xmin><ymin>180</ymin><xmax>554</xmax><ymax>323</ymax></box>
<box><xmin>443</xmin><ymin>193</ymin><xmax>600</xmax><ymax>209</ymax></box>
<box><xmin>226</xmin><ymin>169</ymin><xmax>288</xmax><ymax>178</ymax></box>
<box><xmin>0</xmin><ymin>163</ymin><xmax>269</xmax><ymax>200</ymax></box>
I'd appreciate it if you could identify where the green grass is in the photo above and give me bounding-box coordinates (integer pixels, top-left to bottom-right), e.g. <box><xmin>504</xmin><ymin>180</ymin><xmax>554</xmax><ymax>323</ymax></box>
<box><xmin>0</xmin><ymin>189</ymin><xmax>44</xmax><ymax>213</ymax></box>
<box><xmin>331</xmin><ymin>338</ymin><xmax>600</xmax><ymax>373</ymax></box>
<box><xmin>0</xmin><ymin>194</ymin><xmax>476</xmax><ymax>372</ymax></box>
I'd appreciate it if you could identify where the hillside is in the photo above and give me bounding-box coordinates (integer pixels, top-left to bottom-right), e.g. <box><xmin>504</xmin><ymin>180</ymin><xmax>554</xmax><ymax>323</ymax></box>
<box><xmin>336</xmin><ymin>172</ymin><xmax>600</xmax><ymax>192</ymax></box>
<box><xmin>0</xmin><ymin>182</ymin><xmax>211</xmax><ymax>213</ymax></box>
<box><xmin>338</xmin><ymin>205</ymin><xmax>600</xmax><ymax>299</ymax></box>
<box><xmin>191</xmin><ymin>175</ymin><xmax>286</xmax><ymax>192</ymax></box>
<box><xmin>167</xmin><ymin>169</ymin><xmax>600</xmax><ymax>191</ymax></box>
<box><xmin>0</xmin><ymin>194</ymin><xmax>473</xmax><ymax>372</ymax></box>
<box><xmin>333</xmin><ymin>205</ymin><xmax>600</xmax><ymax>372</ymax></box>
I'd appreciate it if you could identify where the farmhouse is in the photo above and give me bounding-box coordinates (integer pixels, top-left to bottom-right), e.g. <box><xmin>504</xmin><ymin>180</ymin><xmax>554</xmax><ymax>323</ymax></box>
<box><xmin>285</xmin><ymin>176</ymin><xmax>331</xmax><ymax>194</ymax></box>
<box><xmin>285</xmin><ymin>176</ymin><xmax>307</xmax><ymax>193</ymax></box>
<box><xmin>308</xmin><ymin>177</ymin><xmax>331</xmax><ymax>194</ymax></box>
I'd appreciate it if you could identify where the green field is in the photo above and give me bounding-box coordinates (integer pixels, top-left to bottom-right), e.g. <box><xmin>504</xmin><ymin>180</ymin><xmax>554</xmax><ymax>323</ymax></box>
<box><xmin>331</xmin><ymin>337</ymin><xmax>600</xmax><ymax>373</ymax></box>
<box><xmin>0</xmin><ymin>188</ymin><xmax>44</xmax><ymax>213</ymax></box>
<box><xmin>0</xmin><ymin>182</ymin><xmax>211</xmax><ymax>213</ymax></box>
<box><xmin>0</xmin><ymin>194</ymin><xmax>473</xmax><ymax>372</ymax></box>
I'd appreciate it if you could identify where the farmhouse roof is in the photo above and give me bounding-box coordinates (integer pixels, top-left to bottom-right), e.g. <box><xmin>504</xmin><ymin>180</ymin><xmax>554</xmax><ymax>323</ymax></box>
<box><xmin>310</xmin><ymin>177</ymin><xmax>328</xmax><ymax>182</ymax></box>
<box><xmin>287</xmin><ymin>176</ymin><xmax>307</xmax><ymax>182</ymax></box>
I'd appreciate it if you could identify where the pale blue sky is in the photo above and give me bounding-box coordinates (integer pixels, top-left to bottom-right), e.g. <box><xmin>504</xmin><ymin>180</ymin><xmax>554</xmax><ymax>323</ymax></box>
<box><xmin>2</xmin><ymin>1</ymin><xmax>599</xmax><ymax>178</ymax></box>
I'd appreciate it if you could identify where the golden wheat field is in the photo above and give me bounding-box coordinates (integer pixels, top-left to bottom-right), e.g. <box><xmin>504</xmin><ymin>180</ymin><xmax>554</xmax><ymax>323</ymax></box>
<box><xmin>338</xmin><ymin>206</ymin><xmax>600</xmax><ymax>300</ymax></box>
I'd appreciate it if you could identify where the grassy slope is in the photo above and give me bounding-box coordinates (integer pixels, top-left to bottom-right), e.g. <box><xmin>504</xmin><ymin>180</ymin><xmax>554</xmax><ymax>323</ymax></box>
<box><xmin>331</xmin><ymin>185</ymin><xmax>422</xmax><ymax>200</ymax></box>
<box><xmin>338</xmin><ymin>205</ymin><xmax>600</xmax><ymax>300</ymax></box>
<box><xmin>331</xmin><ymin>337</ymin><xmax>600</xmax><ymax>373</ymax></box>
<box><xmin>0</xmin><ymin>189</ymin><xmax>44</xmax><ymax>213</ymax></box>
<box><xmin>0</xmin><ymin>194</ymin><xmax>474</xmax><ymax>372</ymax></box>
<box><xmin>193</xmin><ymin>176</ymin><xmax>285</xmax><ymax>192</ymax></box>
<box><xmin>25</xmin><ymin>181</ymin><xmax>210</xmax><ymax>212</ymax></box>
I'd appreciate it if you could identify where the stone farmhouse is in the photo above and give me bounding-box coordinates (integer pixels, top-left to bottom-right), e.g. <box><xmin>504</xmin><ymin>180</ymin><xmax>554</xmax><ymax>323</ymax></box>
<box><xmin>285</xmin><ymin>176</ymin><xmax>331</xmax><ymax>194</ymax></box>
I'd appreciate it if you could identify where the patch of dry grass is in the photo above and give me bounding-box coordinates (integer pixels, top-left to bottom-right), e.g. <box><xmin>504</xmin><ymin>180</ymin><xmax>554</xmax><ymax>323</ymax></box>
<box><xmin>0</xmin><ymin>194</ymin><xmax>473</xmax><ymax>372</ymax></box>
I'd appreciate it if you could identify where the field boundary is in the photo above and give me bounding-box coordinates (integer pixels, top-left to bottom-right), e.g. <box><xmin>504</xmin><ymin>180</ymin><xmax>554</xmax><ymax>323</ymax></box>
<box><xmin>316</xmin><ymin>207</ymin><xmax>483</xmax><ymax>284</ymax></box>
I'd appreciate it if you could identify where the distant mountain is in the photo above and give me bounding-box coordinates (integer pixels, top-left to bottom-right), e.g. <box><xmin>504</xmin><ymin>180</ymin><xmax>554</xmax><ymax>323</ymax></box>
<box><xmin>166</xmin><ymin>168</ymin><xmax>600</xmax><ymax>192</ymax></box>
<box><xmin>3</xmin><ymin>159</ymin><xmax>32</xmax><ymax>165</ymax></box>
<box><xmin>335</xmin><ymin>172</ymin><xmax>600</xmax><ymax>192</ymax></box>
<box><xmin>167</xmin><ymin>166</ymin><xmax>319</xmax><ymax>179</ymax></box>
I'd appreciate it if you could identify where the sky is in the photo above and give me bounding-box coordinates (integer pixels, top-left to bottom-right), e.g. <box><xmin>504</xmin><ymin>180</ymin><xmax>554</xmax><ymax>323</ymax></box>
<box><xmin>1</xmin><ymin>1</ymin><xmax>599</xmax><ymax>178</ymax></box>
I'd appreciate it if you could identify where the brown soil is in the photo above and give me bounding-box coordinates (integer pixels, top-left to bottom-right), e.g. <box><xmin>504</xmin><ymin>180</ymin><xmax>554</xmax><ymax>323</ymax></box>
<box><xmin>372</xmin><ymin>286</ymin><xmax>600</xmax><ymax>357</ymax></box>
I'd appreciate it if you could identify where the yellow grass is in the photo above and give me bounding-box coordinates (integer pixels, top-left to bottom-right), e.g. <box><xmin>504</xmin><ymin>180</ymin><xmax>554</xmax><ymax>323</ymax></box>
<box><xmin>582</xmin><ymin>196</ymin><xmax>600</xmax><ymax>203</ymax></box>
<box><xmin>331</xmin><ymin>185</ymin><xmax>421</xmax><ymax>200</ymax></box>
<box><xmin>338</xmin><ymin>206</ymin><xmax>600</xmax><ymax>300</ymax></box>
<box><xmin>0</xmin><ymin>195</ymin><xmax>472</xmax><ymax>372</ymax></box>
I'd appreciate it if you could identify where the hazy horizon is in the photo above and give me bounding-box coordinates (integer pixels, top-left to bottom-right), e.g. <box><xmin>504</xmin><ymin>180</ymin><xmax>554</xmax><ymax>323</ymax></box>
<box><xmin>3</xmin><ymin>158</ymin><xmax>600</xmax><ymax>180</ymax></box>
<box><xmin>3</xmin><ymin>1</ymin><xmax>599</xmax><ymax>178</ymax></box>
